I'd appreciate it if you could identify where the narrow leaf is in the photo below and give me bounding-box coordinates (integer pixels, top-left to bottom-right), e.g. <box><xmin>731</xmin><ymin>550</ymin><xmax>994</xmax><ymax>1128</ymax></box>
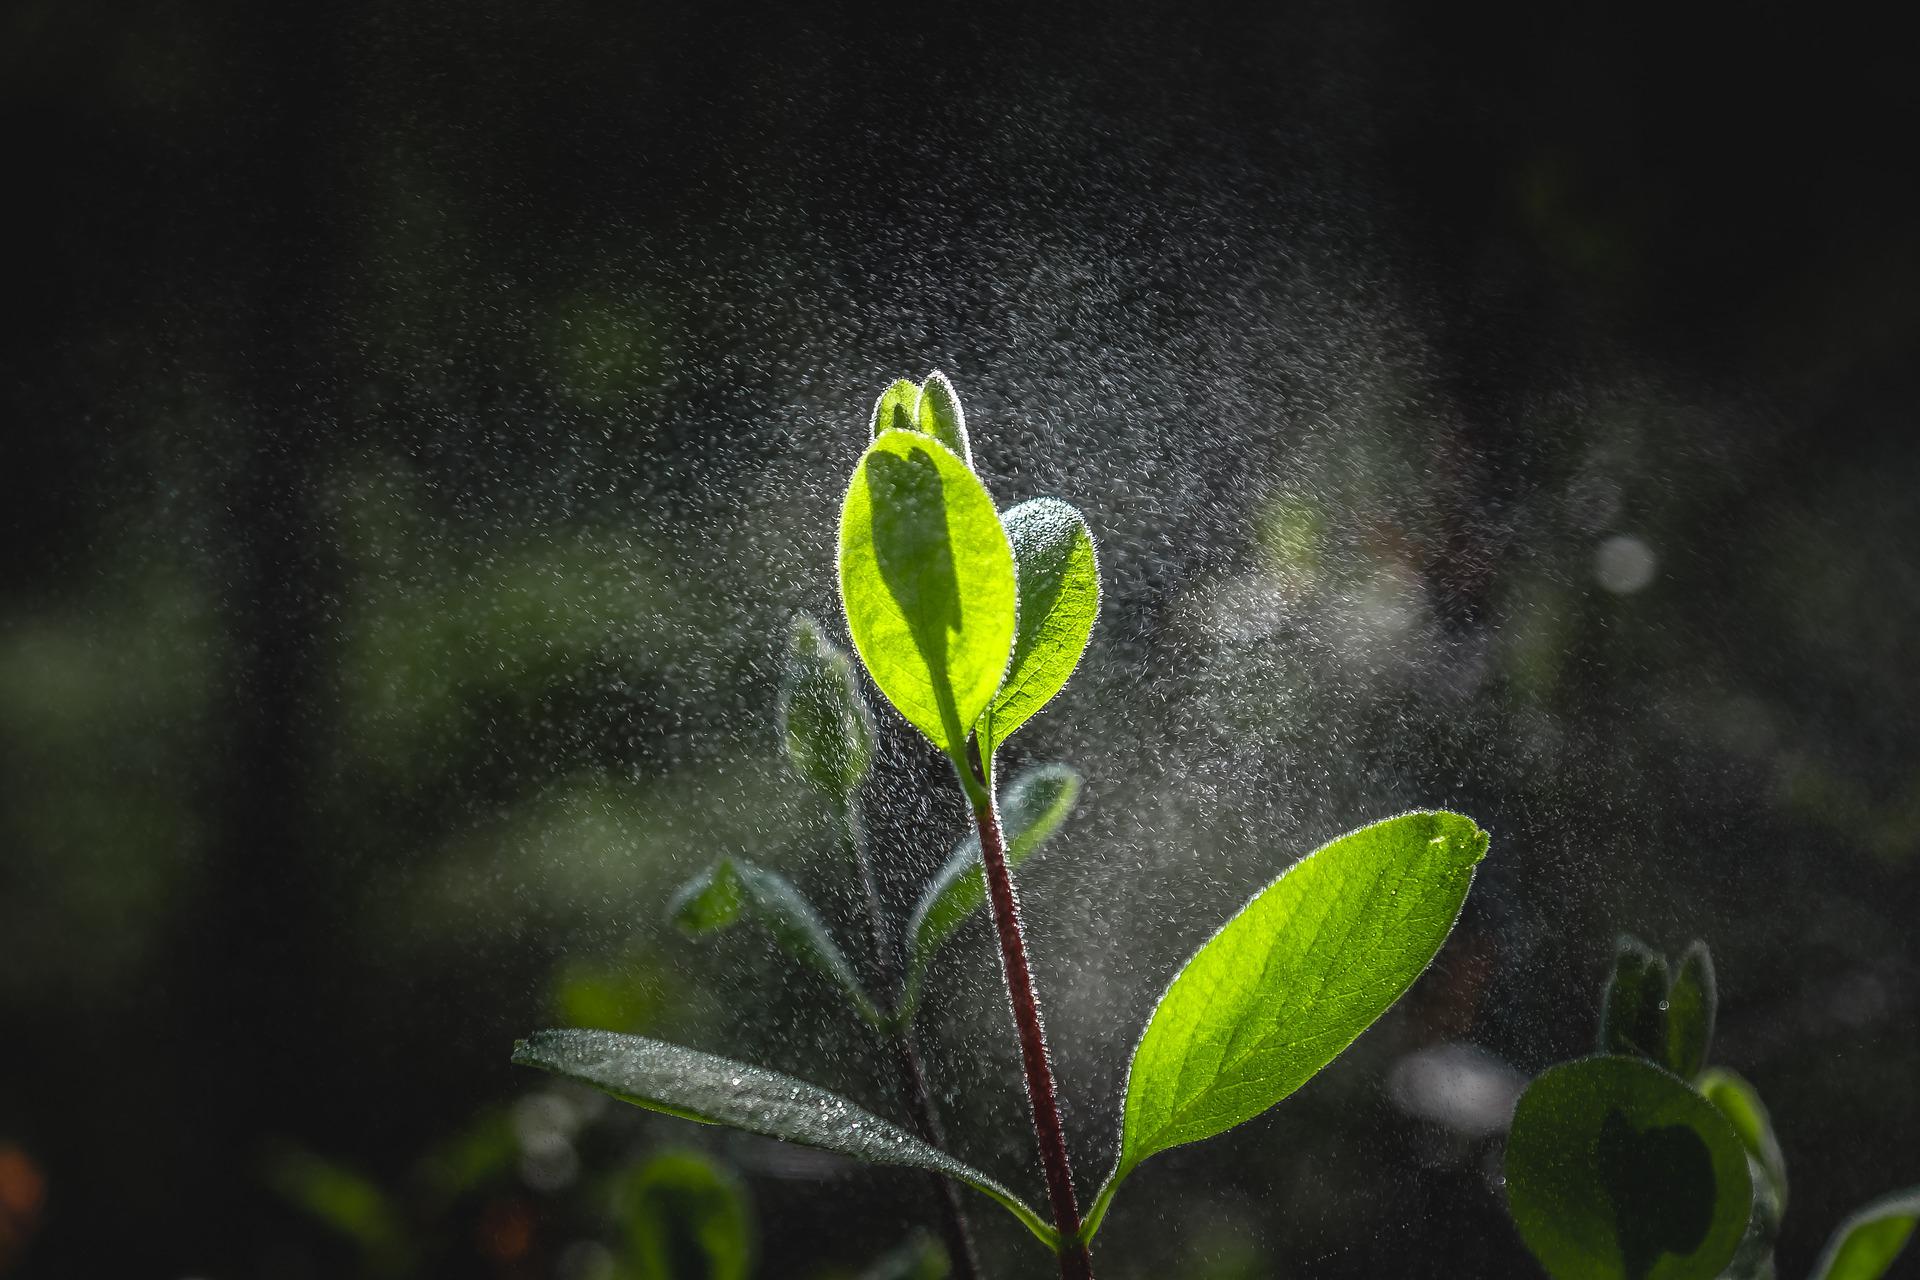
<box><xmin>1087</xmin><ymin>811</ymin><xmax>1488</xmax><ymax>1239</ymax></box>
<box><xmin>1664</xmin><ymin>940</ymin><xmax>1716</xmax><ymax>1081</ymax></box>
<box><xmin>914</xmin><ymin>371</ymin><xmax>973</xmax><ymax>469</ymax></box>
<box><xmin>1697</xmin><ymin>1068</ymin><xmax>1787</xmax><ymax>1213</ymax></box>
<box><xmin>838</xmin><ymin>430</ymin><xmax>1017</xmax><ymax>760</ymax></box>
<box><xmin>618</xmin><ymin>1150</ymin><xmax>754</xmax><ymax>1280</ymax></box>
<box><xmin>511</xmin><ymin>1029</ymin><xmax>1056</xmax><ymax>1248</ymax></box>
<box><xmin>978</xmin><ymin>499</ymin><xmax>1101</xmax><ymax>760</ymax></box>
<box><xmin>1503</xmin><ymin>1055</ymin><xmax>1752</xmax><ymax>1280</ymax></box>
<box><xmin>671</xmin><ymin>859</ymin><xmax>882</xmax><ymax>1027</ymax></box>
<box><xmin>900</xmin><ymin>763</ymin><xmax>1083</xmax><ymax>1019</ymax></box>
<box><xmin>1810</xmin><ymin>1187</ymin><xmax>1920</xmax><ymax>1280</ymax></box>
<box><xmin>1599</xmin><ymin>935</ymin><xmax>1671</xmax><ymax>1062</ymax></box>
<box><xmin>870</xmin><ymin>379</ymin><xmax>920</xmax><ymax>439</ymax></box>
<box><xmin>780</xmin><ymin>612</ymin><xmax>875</xmax><ymax>802</ymax></box>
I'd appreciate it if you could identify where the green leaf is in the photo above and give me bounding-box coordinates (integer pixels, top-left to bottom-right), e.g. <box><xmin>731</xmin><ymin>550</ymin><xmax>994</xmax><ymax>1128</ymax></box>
<box><xmin>1503</xmin><ymin>1055</ymin><xmax>1752</xmax><ymax>1280</ymax></box>
<box><xmin>780</xmin><ymin>612</ymin><xmax>874</xmax><ymax>802</ymax></box>
<box><xmin>1810</xmin><ymin>1186</ymin><xmax>1920</xmax><ymax>1280</ymax></box>
<box><xmin>914</xmin><ymin>371</ymin><xmax>973</xmax><ymax>469</ymax></box>
<box><xmin>870</xmin><ymin>379</ymin><xmax>920</xmax><ymax>439</ymax></box>
<box><xmin>1599</xmin><ymin>935</ymin><xmax>1671</xmax><ymax>1063</ymax></box>
<box><xmin>511</xmin><ymin>1029</ymin><xmax>1056</xmax><ymax>1248</ymax></box>
<box><xmin>838</xmin><ymin>430</ymin><xmax>1017</xmax><ymax>761</ymax></box>
<box><xmin>900</xmin><ymin>763</ymin><xmax>1083</xmax><ymax>1020</ymax></box>
<box><xmin>617</xmin><ymin>1149</ymin><xmax>754</xmax><ymax>1280</ymax></box>
<box><xmin>1665</xmin><ymin>940</ymin><xmax>1716</xmax><ymax>1081</ymax></box>
<box><xmin>1086</xmin><ymin>811</ymin><xmax>1488</xmax><ymax>1240</ymax></box>
<box><xmin>977</xmin><ymin>499</ymin><xmax>1101</xmax><ymax>761</ymax></box>
<box><xmin>1697</xmin><ymin>1068</ymin><xmax>1787</xmax><ymax>1213</ymax></box>
<box><xmin>670</xmin><ymin>858</ymin><xmax>882</xmax><ymax>1028</ymax></box>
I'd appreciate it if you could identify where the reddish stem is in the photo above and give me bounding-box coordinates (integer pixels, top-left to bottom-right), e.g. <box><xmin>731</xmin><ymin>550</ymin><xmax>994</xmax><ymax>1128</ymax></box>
<box><xmin>967</xmin><ymin>746</ymin><xmax>1095</xmax><ymax>1280</ymax></box>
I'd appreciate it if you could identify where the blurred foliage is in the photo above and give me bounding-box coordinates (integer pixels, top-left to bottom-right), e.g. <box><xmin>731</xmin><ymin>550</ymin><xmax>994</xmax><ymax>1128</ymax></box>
<box><xmin>3</xmin><ymin>0</ymin><xmax>1919</xmax><ymax>1276</ymax></box>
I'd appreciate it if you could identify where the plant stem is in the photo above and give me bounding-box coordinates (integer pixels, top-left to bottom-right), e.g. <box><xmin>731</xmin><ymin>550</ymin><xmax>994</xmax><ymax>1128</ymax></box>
<box><xmin>962</xmin><ymin>743</ymin><xmax>1095</xmax><ymax>1280</ymax></box>
<box><xmin>841</xmin><ymin>797</ymin><xmax>986</xmax><ymax>1280</ymax></box>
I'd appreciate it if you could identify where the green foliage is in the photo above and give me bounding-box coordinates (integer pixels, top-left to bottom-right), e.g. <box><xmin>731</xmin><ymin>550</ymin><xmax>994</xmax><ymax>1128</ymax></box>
<box><xmin>670</xmin><ymin>857</ymin><xmax>881</xmax><ymax>1027</ymax></box>
<box><xmin>1599</xmin><ymin>936</ymin><xmax>1672</xmax><ymax>1063</ymax></box>
<box><xmin>901</xmin><ymin>762</ymin><xmax>1082</xmax><ymax>1020</ymax></box>
<box><xmin>617</xmin><ymin>1149</ymin><xmax>754</xmax><ymax>1280</ymax></box>
<box><xmin>977</xmin><ymin>499</ymin><xmax>1100</xmax><ymax>762</ymax></box>
<box><xmin>1598</xmin><ymin>935</ymin><xmax>1717</xmax><ymax>1081</ymax></box>
<box><xmin>515</xmin><ymin>375</ymin><xmax>1492</xmax><ymax>1270</ymax></box>
<box><xmin>914</xmin><ymin>372</ymin><xmax>973</xmax><ymax>469</ymax></box>
<box><xmin>1087</xmin><ymin>811</ymin><xmax>1488</xmax><ymax>1239</ymax></box>
<box><xmin>837</xmin><ymin>429</ymin><xmax>1016</xmax><ymax>763</ymax></box>
<box><xmin>268</xmin><ymin>1148</ymin><xmax>409</xmax><ymax>1276</ymax></box>
<box><xmin>510</xmin><ymin>1029</ymin><xmax>1056</xmax><ymax>1247</ymax></box>
<box><xmin>1665</xmin><ymin>941</ymin><xmax>1717</xmax><ymax>1081</ymax></box>
<box><xmin>1810</xmin><ymin>1187</ymin><xmax>1920</xmax><ymax>1280</ymax></box>
<box><xmin>780</xmin><ymin>613</ymin><xmax>874</xmax><ymax>803</ymax></box>
<box><xmin>1698</xmin><ymin>1067</ymin><xmax>1788</xmax><ymax>1212</ymax></box>
<box><xmin>870</xmin><ymin>379</ymin><xmax>920</xmax><ymax>439</ymax></box>
<box><xmin>1504</xmin><ymin>1055</ymin><xmax>1752</xmax><ymax>1280</ymax></box>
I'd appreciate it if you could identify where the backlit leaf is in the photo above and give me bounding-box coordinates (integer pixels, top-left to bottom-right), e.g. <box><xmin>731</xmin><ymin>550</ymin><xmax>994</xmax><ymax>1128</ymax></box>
<box><xmin>1697</xmin><ymin>1067</ymin><xmax>1786</xmax><ymax>1213</ymax></box>
<box><xmin>977</xmin><ymin>499</ymin><xmax>1100</xmax><ymax>761</ymax></box>
<box><xmin>1810</xmin><ymin>1186</ymin><xmax>1920</xmax><ymax>1280</ymax></box>
<box><xmin>870</xmin><ymin>379</ymin><xmax>920</xmax><ymax>439</ymax></box>
<box><xmin>511</xmin><ymin>1029</ymin><xmax>1055</xmax><ymax>1248</ymax></box>
<box><xmin>1086</xmin><ymin>811</ymin><xmax>1487</xmax><ymax>1239</ymax></box>
<box><xmin>1504</xmin><ymin>1055</ymin><xmax>1752</xmax><ymax>1280</ymax></box>
<box><xmin>914</xmin><ymin>371</ymin><xmax>972</xmax><ymax>469</ymax></box>
<box><xmin>838</xmin><ymin>430</ymin><xmax>1016</xmax><ymax>761</ymax></box>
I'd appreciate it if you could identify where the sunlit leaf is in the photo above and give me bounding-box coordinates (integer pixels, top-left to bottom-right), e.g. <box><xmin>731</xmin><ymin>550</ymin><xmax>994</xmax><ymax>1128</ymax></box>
<box><xmin>1599</xmin><ymin>935</ymin><xmax>1670</xmax><ymax>1063</ymax></box>
<box><xmin>780</xmin><ymin>612</ymin><xmax>874</xmax><ymax>803</ymax></box>
<box><xmin>1504</xmin><ymin>1055</ymin><xmax>1751</xmax><ymax>1280</ymax></box>
<box><xmin>1697</xmin><ymin>1067</ymin><xmax>1787</xmax><ymax>1213</ymax></box>
<box><xmin>900</xmin><ymin>763</ymin><xmax>1083</xmax><ymax>1019</ymax></box>
<box><xmin>838</xmin><ymin>430</ymin><xmax>1016</xmax><ymax>761</ymax></box>
<box><xmin>670</xmin><ymin>859</ymin><xmax>881</xmax><ymax>1027</ymax></box>
<box><xmin>870</xmin><ymin>379</ymin><xmax>920</xmax><ymax>439</ymax></box>
<box><xmin>511</xmin><ymin>1030</ymin><xmax>1056</xmax><ymax>1248</ymax></box>
<box><xmin>1810</xmin><ymin>1186</ymin><xmax>1920</xmax><ymax>1280</ymax></box>
<box><xmin>914</xmin><ymin>371</ymin><xmax>973</xmax><ymax>469</ymax></box>
<box><xmin>1085</xmin><ymin>811</ymin><xmax>1488</xmax><ymax>1239</ymax></box>
<box><xmin>1665</xmin><ymin>940</ymin><xmax>1716</xmax><ymax>1081</ymax></box>
<box><xmin>618</xmin><ymin>1149</ymin><xmax>754</xmax><ymax>1280</ymax></box>
<box><xmin>977</xmin><ymin>499</ymin><xmax>1100</xmax><ymax>761</ymax></box>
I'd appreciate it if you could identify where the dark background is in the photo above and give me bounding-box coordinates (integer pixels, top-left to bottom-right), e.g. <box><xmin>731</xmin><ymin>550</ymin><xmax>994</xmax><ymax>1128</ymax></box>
<box><xmin>4</xmin><ymin>2</ymin><xmax>1917</xmax><ymax>1277</ymax></box>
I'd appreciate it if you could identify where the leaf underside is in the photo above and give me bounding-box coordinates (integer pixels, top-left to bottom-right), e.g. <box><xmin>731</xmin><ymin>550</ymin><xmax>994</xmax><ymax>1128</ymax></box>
<box><xmin>511</xmin><ymin>1029</ymin><xmax>1056</xmax><ymax>1248</ymax></box>
<box><xmin>671</xmin><ymin>858</ymin><xmax>881</xmax><ymax>1027</ymax></box>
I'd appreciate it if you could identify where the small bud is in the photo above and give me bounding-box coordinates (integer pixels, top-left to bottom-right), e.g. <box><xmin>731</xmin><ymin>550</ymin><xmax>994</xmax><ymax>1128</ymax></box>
<box><xmin>779</xmin><ymin>613</ymin><xmax>875</xmax><ymax>801</ymax></box>
<box><xmin>1598</xmin><ymin>934</ymin><xmax>1670</xmax><ymax>1062</ymax></box>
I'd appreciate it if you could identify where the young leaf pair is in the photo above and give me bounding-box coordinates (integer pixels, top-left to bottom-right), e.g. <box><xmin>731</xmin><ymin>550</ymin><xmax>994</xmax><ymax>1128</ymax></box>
<box><xmin>1503</xmin><ymin>936</ymin><xmax>1919</xmax><ymax>1280</ymax></box>
<box><xmin>514</xmin><ymin>373</ymin><xmax>1488</xmax><ymax>1275</ymax></box>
